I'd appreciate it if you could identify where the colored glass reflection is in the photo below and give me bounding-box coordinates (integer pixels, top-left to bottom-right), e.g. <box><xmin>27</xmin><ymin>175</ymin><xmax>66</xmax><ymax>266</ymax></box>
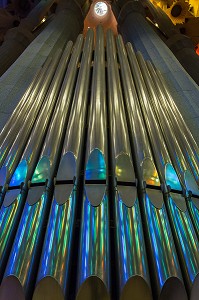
<box><xmin>9</xmin><ymin>160</ymin><xmax>27</xmax><ymax>187</ymax></box>
<box><xmin>31</xmin><ymin>156</ymin><xmax>50</xmax><ymax>183</ymax></box>
<box><xmin>144</xmin><ymin>193</ymin><xmax>182</xmax><ymax>290</ymax></box>
<box><xmin>78</xmin><ymin>190</ymin><xmax>109</xmax><ymax>289</ymax></box>
<box><xmin>142</xmin><ymin>158</ymin><xmax>160</xmax><ymax>186</ymax></box>
<box><xmin>86</xmin><ymin>149</ymin><xmax>106</xmax><ymax>180</ymax></box>
<box><xmin>168</xmin><ymin>195</ymin><xmax>199</xmax><ymax>289</ymax></box>
<box><xmin>165</xmin><ymin>163</ymin><xmax>181</xmax><ymax>191</ymax></box>
<box><xmin>188</xmin><ymin>199</ymin><xmax>199</xmax><ymax>236</ymax></box>
<box><xmin>184</xmin><ymin>170</ymin><xmax>199</xmax><ymax>196</ymax></box>
<box><xmin>115</xmin><ymin>192</ymin><xmax>149</xmax><ymax>290</ymax></box>
<box><xmin>4</xmin><ymin>191</ymin><xmax>48</xmax><ymax>294</ymax></box>
<box><xmin>0</xmin><ymin>193</ymin><xmax>23</xmax><ymax>279</ymax></box>
<box><xmin>37</xmin><ymin>188</ymin><xmax>76</xmax><ymax>293</ymax></box>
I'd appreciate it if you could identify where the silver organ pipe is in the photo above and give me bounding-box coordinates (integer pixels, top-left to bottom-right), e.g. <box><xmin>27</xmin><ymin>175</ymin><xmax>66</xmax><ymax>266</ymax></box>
<box><xmin>0</xmin><ymin>27</ymin><xmax>198</xmax><ymax>300</ymax></box>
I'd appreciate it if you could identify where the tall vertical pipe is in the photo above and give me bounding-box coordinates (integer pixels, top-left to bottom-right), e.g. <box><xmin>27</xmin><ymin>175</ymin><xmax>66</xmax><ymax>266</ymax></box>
<box><xmin>32</xmin><ymin>28</ymin><xmax>94</xmax><ymax>300</ymax></box>
<box><xmin>0</xmin><ymin>58</ymin><xmax>50</xmax><ymax>146</ymax></box>
<box><xmin>0</xmin><ymin>50</ymin><xmax>61</xmax><ymax>173</ymax></box>
<box><xmin>117</xmin><ymin>35</ymin><xmax>187</xmax><ymax>300</ymax></box>
<box><xmin>0</xmin><ymin>41</ymin><xmax>73</xmax><ymax>282</ymax></box>
<box><xmin>152</xmin><ymin>67</ymin><xmax>199</xmax><ymax>162</ymax></box>
<box><xmin>126</xmin><ymin>42</ymin><xmax>199</xmax><ymax>299</ymax></box>
<box><xmin>106</xmin><ymin>28</ymin><xmax>152</xmax><ymax>300</ymax></box>
<box><xmin>0</xmin><ymin>35</ymin><xmax>83</xmax><ymax>300</ymax></box>
<box><xmin>144</xmin><ymin>57</ymin><xmax>199</xmax><ymax>259</ymax></box>
<box><xmin>147</xmin><ymin>61</ymin><xmax>199</xmax><ymax>174</ymax></box>
<box><xmin>76</xmin><ymin>26</ymin><xmax>110</xmax><ymax>300</ymax></box>
<box><xmin>137</xmin><ymin>53</ymin><xmax>199</xmax><ymax>184</ymax></box>
<box><xmin>0</xmin><ymin>56</ymin><xmax>52</xmax><ymax>164</ymax></box>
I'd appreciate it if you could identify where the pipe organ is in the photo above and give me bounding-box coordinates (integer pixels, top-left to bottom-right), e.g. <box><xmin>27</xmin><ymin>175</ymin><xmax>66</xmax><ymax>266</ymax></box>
<box><xmin>0</xmin><ymin>25</ymin><xmax>199</xmax><ymax>300</ymax></box>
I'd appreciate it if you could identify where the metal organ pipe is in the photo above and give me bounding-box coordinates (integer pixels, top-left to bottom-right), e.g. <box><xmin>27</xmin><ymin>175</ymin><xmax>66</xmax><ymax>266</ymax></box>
<box><xmin>0</xmin><ymin>27</ymin><xmax>198</xmax><ymax>300</ymax></box>
<box><xmin>126</xmin><ymin>43</ymin><xmax>199</xmax><ymax>300</ymax></box>
<box><xmin>0</xmin><ymin>41</ymin><xmax>73</xmax><ymax>282</ymax></box>
<box><xmin>0</xmin><ymin>35</ymin><xmax>83</xmax><ymax>300</ymax></box>
<box><xmin>106</xmin><ymin>28</ymin><xmax>152</xmax><ymax>300</ymax></box>
<box><xmin>117</xmin><ymin>35</ymin><xmax>187</xmax><ymax>300</ymax></box>
<box><xmin>76</xmin><ymin>25</ymin><xmax>110</xmax><ymax>300</ymax></box>
<box><xmin>0</xmin><ymin>56</ymin><xmax>53</xmax><ymax>168</ymax></box>
<box><xmin>33</xmin><ymin>28</ymin><xmax>94</xmax><ymax>300</ymax></box>
<box><xmin>0</xmin><ymin>57</ymin><xmax>52</xmax><ymax>146</ymax></box>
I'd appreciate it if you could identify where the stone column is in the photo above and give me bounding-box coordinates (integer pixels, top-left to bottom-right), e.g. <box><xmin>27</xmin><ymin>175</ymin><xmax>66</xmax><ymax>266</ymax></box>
<box><xmin>140</xmin><ymin>0</ymin><xmax>199</xmax><ymax>86</ymax></box>
<box><xmin>166</xmin><ymin>34</ymin><xmax>199</xmax><ymax>86</ymax></box>
<box><xmin>0</xmin><ymin>0</ymin><xmax>56</xmax><ymax>76</ymax></box>
<box><xmin>0</xmin><ymin>0</ymin><xmax>90</xmax><ymax>132</ymax></box>
<box><xmin>113</xmin><ymin>0</ymin><xmax>199</xmax><ymax>145</ymax></box>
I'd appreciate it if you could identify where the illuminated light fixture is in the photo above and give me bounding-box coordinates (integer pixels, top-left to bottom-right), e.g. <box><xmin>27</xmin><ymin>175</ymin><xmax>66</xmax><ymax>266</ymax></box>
<box><xmin>41</xmin><ymin>17</ymin><xmax>46</xmax><ymax>24</ymax></box>
<box><xmin>94</xmin><ymin>2</ymin><xmax>108</xmax><ymax>16</ymax></box>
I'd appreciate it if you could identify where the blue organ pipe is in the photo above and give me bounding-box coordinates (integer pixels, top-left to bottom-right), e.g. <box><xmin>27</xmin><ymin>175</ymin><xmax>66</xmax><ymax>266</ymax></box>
<box><xmin>0</xmin><ymin>41</ymin><xmax>73</xmax><ymax>282</ymax></box>
<box><xmin>76</xmin><ymin>25</ymin><xmax>110</xmax><ymax>300</ymax></box>
<box><xmin>106</xmin><ymin>28</ymin><xmax>152</xmax><ymax>300</ymax></box>
<box><xmin>126</xmin><ymin>42</ymin><xmax>199</xmax><ymax>299</ymax></box>
<box><xmin>117</xmin><ymin>35</ymin><xmax>187</xmax><ymax>300</ymax></box>
<box><xmin>32</xmin><ymin>29</ymin><xmax>94</xmax><ymax>300</ymax></box>
<box><xmin>0</xmin><ymin>35</ymin><xmax>83</xmax><ymax>300</ymax></box>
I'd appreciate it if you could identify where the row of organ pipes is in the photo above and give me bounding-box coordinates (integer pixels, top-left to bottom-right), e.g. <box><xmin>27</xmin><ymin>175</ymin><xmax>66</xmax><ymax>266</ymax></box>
<box><xmin>0</xmin><ymin>26</ymin><xmax>198</xmax><ymax>300</ymax></box>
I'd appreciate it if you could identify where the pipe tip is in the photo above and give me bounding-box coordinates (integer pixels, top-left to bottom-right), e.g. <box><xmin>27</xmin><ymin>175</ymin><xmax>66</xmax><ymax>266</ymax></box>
<box><xmin>33</xmin><ymin>276</ymin><xmax>64</xmax><ymax>300</ymax></box>
<box><xmin>159</xmin><ymin>277</ymin><xmax>188</xmax><ymax>300</ymax></box>
<box><xmin>76</xmin><ymin>276</ymin><xmax>110</xmax><ymax>300</ymax></box>
<box><xmin>0</xmin><ymin>276</ymin><xmax>25</xmax><ymax>300</ymax></box>
<box><xmin>190</xmin><ymin>273</ymin><xmax>199</xmax><ymax>300</ymax></box>
<box><xmin>120</xmin><ymin>275</ymin><xmax>152</xmax><ymax>300</ymax></box>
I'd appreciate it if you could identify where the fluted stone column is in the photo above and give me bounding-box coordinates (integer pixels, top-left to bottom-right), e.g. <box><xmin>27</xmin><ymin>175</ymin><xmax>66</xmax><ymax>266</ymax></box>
<box><xmin>114</xmin><ymin>0</ymin><xmax>199</xmax><ymax>145</ymax></box>
<box><xmin>140</xmin><ymin>0</ymin><xmax>199</xmax><ymax>86</ymax></box>
<box><xmin>0</xmin><ymin>0</ymin><xmax>89</xmax><ymax>132</ymax></box>
<box><xmin>166</xmin><ymin>34</ymin><xmax>199</xmax><ymax>86</ymax></box>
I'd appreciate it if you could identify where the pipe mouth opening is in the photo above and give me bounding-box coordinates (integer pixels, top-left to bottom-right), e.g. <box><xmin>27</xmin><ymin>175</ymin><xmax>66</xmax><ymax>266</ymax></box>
<box><xmin>76</xmin><ymin>276</ymin><xmax>110</xmax><ymax>300</ymax></box>
<box><xmin>33</xmin><ymin>276</ymin><xmax>64</xmax><ymax>300</ymax></box>
<box><xmin>0</xmin><ymin>275</ymin><xmax>25</xmax><ymax>300</ymax></box>
<box><xmin>190</xmin><ymin>273</ymin><xmax>199</xmax><ymax>300</ymax></box>
<box><xmin>120</xmin><ymin>275</ymin><xmax>152</xmax><ymax>300</ymax></box>
<box><xmin>159</xmin><ymin>277</ymin><xmax>187</xmax><ymax>300</ymax></box>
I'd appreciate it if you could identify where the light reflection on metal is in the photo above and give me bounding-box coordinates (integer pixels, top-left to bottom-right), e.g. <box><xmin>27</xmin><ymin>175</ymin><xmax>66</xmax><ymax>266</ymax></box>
<box><xmin>77</xmin><ymin>26</ymin><xmax>110</xmax><ymax>300</ymax></box>
<box><xmin>31</xmin><ymin>35</ymin><xmax>83</xmax><ymax>188</ymax></box>
<box><xmin>165</xmin><ymin>163</ymin><xmax>182</xmax><ymax>191</ymax></box>
<box><xmin>155</xmin><ymin>68</ymin><xmax>199</xmax><ymax>163</ymax></box>
<box><xmin>33</xmin><ymin>29</ymin><xmax>94</xmax><ymax>299</ymax></box>
<box><xmin>0</xmin><ymin>190</ymin><xmax>23</xmax><ymax>281</ymax></box>
<box><xmin>0</xmin><ymin>59</ymin><xmax>52</xmax><ymax>171</ymax></box>
<box><xmin>147</xmin><ymin>61</ymin><xmax>199</xmax><ymax>182</ymax></box>
<box><xmin>144</xmin><ymin>190</ymin><xmax>186</xmax><ymax>300</ymax></box>
<box><xmin>9</xmin><ymin>41</ymin><xmax>73</xmax><ymax>188</ymax></box>
<box><xmin>0</xmin><ymin>50</ymin><xmax>62</xmax><ymax>190</ymax></box>
<box><xmin>0</xmin><ymin>35</ymin><xmax>83</xmax><ymax>299</ymax></box>
<box><xmin>0</xmin><ymin>56</ymin><xmax>52</xmax><ymax>148</ymax></box>
<box><xmin>115</xmin><ymin>35</ymin><xmax>160</xmax><ymax>189</ymax></box>
<box><xmin>168</xmin><ymin>193</ymin><xmax>199</xmax><ymax>297</ymax></box>
<box><xmin>126</xmin><ymin>41</ymin><xmax>199</xmax><ymax>298</ymax></box>
<box><xmin>117</xmin><ymin>35</ymin><xmax>187</xmax><ymax>299</ymax></box>
<box><xmin>106</xmin><ymin>28</ymin><xmax>151</xmax><ymax>299</ymax></box>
